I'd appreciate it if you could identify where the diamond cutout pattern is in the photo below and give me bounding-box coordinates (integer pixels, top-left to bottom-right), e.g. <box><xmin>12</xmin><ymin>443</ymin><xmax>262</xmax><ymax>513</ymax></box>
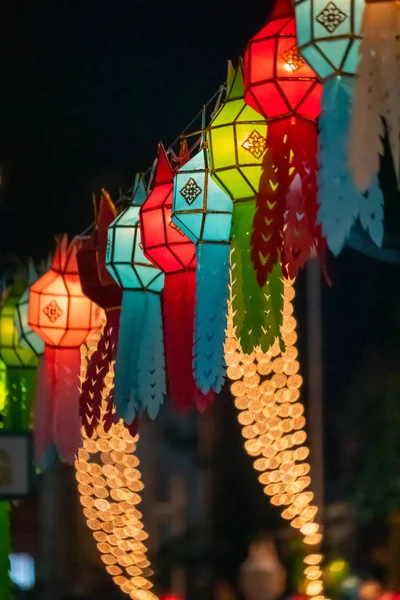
<box><xmin>179</xmin><ymin>178</ymin><xmax>202</xmax><ymax>205</ymax></box>
<box><xmin>281</xmin><ymin>45</ymin><xmax>307</xmax><ymax>72</ymax></box>
<box><xmin>43</xmin><ymin>300</ymin><xmax>64</xmax><ymax>323</ymax></box>
<box><xmin>316</xmin><ymin>2</ymin><xmax>347</xmax><ymax>34</ymax></box>
<box><xmin>241</xmin><ymin>130</ymin><xmax>268</xmax><ymax>160</ymax></box>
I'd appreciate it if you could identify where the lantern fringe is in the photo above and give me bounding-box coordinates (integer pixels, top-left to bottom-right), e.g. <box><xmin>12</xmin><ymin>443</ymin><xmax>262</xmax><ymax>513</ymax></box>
<box><xmin>318</xmin><ymin>77</ymin><xmax>384</xmax><ymax>256</ymax></box>
<box><xmin>79</xmin><ymin>310</ymin><xmax>120</xmax><ymax>437</ymax></box>
<box><xmin>251</xmin><ymin>120</ymin><xmax>286</xmax><ymax>287</ymax></box>
<box><xmin>137</xmin><ymin>292</ymin><xmax>166</xmax><ymax>420</ymax></box>
<box><xmin>0</xmin><ymin>502</ymin><xmax>13</xmax><ymax>600</ymax></box>
<box><xmin>349</xmin><ymin>1</ymin><xmax>400</xmax><ymax>191</ymax></box>
<box><xmin>34</xmin><ymin>347</ymin><xmax>56</xmax><ymax>469</ymax></box>
<box><xmin>193</xmin><ymin>243</ymin><xmax>229</xmax><ymax>394</ymax></box>
<box><xmin>53</xmin><ymin>347</ymin><xmax>82</xmax><ymax>464</ymax></box>
<box><xmin>232</xmin><ymin>201</ymin><xmax>284</xmax><ymax>354</ymax></box>
<box><xmin>114</xmin><ymin>292</ymin><xmax>165</xmax><ymax>424</ymax></box>
<box><xmin>3</xmin><ymin>368</ymin><xmax>36</xmax><ymax>431</ymax></box>
<box><xmin>163</xmin><ymin>271</ymin><xmax>214</xmax><ymax>412</ymax></box>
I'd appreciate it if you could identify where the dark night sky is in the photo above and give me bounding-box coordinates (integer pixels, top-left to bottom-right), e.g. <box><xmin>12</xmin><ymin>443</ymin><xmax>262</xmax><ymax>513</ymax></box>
<box><xmin>1</xmin><ymin>0</ymin><xmax>400</xmax><ymax>497</ymax></box>
<box><xmin>0</xmin><ymin>0</ymin><xmax>275</xmax><ymax>259</ymax></box>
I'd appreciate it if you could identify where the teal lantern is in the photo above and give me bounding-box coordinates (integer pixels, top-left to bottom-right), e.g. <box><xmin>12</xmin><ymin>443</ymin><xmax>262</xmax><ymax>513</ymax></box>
<box><xmin>106</xmin><ymin>175</ymin><xmax>166</xmax><ymax>422</ymax></box>
<box><xmin>172</xmin><ymin>146</ymin><xmax>232</xmax><ymax>394</ymax></box>
<box><xmin>15</xmin><ymin>261</ymin><xmax>45</xmax><ymax>357</ymax></box>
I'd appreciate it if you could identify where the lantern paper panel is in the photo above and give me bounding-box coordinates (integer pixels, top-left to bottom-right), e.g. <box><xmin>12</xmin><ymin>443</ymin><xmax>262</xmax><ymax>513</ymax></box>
<box><xmin>348</xmin><ymin>0</ymin><xmax>400</xmax><ymax>192</ymax></box>
<box><xmin>29</xmin><ymin>236</ymin><xmax>102</xmax><ymax>467</ymax></box>
<box><xmin>295</xmin><ymin>0</ymin><xmax>363</xmax><ymax>79</ymax></box>
<box><xmin>106</xmin><ymin>175</ymin><xmax>166</xmax><ymax>423</ymax></box>
<box><xmin>140</xmin><ymin>145</ymin><xmax>214</xmax><ymax>412</ymax></box>
<box><xmin>244</xmin><ymin>0</ymin><xmax>323</xmax><ymax>283</ymax></box>
<box><xmin>318</xmin><ymin>77</ymin><xmax>383</xmax><ymax>255</ymax></box>
<box><xmin>15</xmin><ymin>262</ymin><xmax>45</xmax><ymax>358</ymax></box>
<box><xmin>172</xmin><ymin>147</ymin><xmax>232</xmax><ymax>394</ymax></box>
<box><xmin>207</xmin><ymin>62</ymin><xmax>268</xmax><ymax>202</ymax></box>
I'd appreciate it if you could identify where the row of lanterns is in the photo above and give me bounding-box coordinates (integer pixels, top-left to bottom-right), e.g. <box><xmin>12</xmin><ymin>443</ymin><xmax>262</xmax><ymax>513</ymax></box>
<box><xmin>0</xmin><ymin>0</ymin><xmax>397</xmax><ymax>597</ymax></box>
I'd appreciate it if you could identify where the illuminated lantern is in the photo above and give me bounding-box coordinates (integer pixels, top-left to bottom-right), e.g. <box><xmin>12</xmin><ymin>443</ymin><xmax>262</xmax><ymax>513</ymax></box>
<box><xmin>208</xmin><ymin>64</ymin><xmax>283</xmax><ymax>354</ymax></box>
<box><xmin>77</xmin><ymin>190</ymin><xmax>137</xmax><ymax>437</ymax></box>
<box><xmin>140</xmin><ymin>145</ymin><xmax>214</xmax><ymax>411</ymax></box>
<box><xmin>29</xmin><ymin>236</ymin><xmax>102</xmax><ymax>466</ymax></box>
<box><xmin>106</xmin><ymin>175</ymin><xmax>166</xmax><ymax>423</ymax></box>
<box><xmin>295</xmin><ymin>0</ymin><xmax>384</xmax><ymax>255</ymax></box>
<box><xmin>0</xmin><ymin>273</ymin><xmax>40</xmax><ymax>431</ymax></box>
<box><xmin>172</xmin><ymin>146</ymin><xmax>232</xmax><ymax>393</ymax></box>
<box><xmin>244</xmin><ymin>0</ymin><xmax>324</xmax><ymax>281</ymax></box>
<box><xmin>349</xmin><ymin>0</ymin><xmax>400</xmax><ymax>192</ymax></box>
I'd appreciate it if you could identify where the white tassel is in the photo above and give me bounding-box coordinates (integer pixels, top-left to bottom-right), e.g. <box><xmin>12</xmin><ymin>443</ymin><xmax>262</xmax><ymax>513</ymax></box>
<box><xmin>349</xmin><ymin>0</ymin><xmax>400</xmax><ymax>191</ymax></box>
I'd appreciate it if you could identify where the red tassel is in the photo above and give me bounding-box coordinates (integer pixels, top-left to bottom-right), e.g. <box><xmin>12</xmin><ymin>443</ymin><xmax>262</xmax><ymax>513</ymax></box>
<box><xmin>251</xmin><ymin>120</ymin><xmax>288</xmax><ymax>288</ymax></box>
<box><xmin>34</xmin><ymin>346</ymin><xmax>56</xmax><ymax>465</ymax></box>
<box><xmin>162</xmin><ymin>271</ymin><xmax>214</xmax><ymax>412</ymax></box>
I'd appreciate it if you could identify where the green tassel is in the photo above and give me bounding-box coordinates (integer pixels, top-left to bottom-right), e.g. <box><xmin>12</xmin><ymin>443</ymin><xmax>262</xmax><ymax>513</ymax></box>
<box><xmin>0</xmin><ymin>502</ymin><xmax>13</xmax><ymax>600</ymax></box>
<box><xmin>3</xmin><ymin>369</ymin><xmax>36</xmax><ymax>431</ymax></box>
<box><xmin>231</xmin><ymin>201</ymin><xmax>284</xmax><ymax>353</ymax></box>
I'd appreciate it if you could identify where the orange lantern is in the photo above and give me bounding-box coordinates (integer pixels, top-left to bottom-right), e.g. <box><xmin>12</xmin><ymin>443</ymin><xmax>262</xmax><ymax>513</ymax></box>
<box><xmin>29</xmin><ymin>235</ymin><xmax>102</xmax><ymax>467</ymax></box>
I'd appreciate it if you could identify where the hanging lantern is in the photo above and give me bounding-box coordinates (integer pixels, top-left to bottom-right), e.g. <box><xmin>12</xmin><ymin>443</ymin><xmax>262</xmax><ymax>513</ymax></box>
<box><xmin>29</xmin><ymin>236</ymin><xmax>102</xmax><ymax>467</ymax></box>
<box><xmin>140</xmin><ymin>145</ymin><xmax>214</xmax><ymax>412</ymax></box>
<box><xmin>244</xmin><ymin>0</ymin><xmax>324</xmax><ymax>282</ymax></box>
<box><xmin>77</xmin><ymin>190</ymin><xmax>137</xmax><ymax>437</ymax></box>
<box><xmin>14</xmin><ymin>262</ymin><xmax>45</xmax><ymax>358</ymax></box>
<box><xmin>348</xmin><ymin>0</ymin><xmax>400</xmax><ymax>193</ymax></box>
<box><xmin>208</xmin><ymin>64</ymin><xmax>283</xmax><ymax>354</ymax></box>
<box><xmin>295</xmin><ymin>0</ymin><xmax>384</xmax><ymax>256</ymax></box>
<box><xmin>172</xmin><ymin>146</ymin><xmax>232</xmax><ymax>394</ymax></box>
<box><xmin>106</xmin><ymin>175</ymin><xmax>166</xmax><ymax>423</ymax></box>
<box><xmin>0</xmin><ymin>272</ymin><xmax>40</xmax><ymax>431</ymax></box>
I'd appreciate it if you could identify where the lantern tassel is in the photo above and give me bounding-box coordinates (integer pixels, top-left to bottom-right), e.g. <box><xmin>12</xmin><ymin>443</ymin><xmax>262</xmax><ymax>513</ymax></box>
<box><xmin>349</xmin><ymin>0</ymin><xmax>400</xmax><ymax>191</ymax></box>
<box><xmin>137</xmin><ymin>292</ymin><xmax>166</xmax><ymax>420</ymax></box>
<box><xmin>4</xmin><ymin>368</ymin><xmax>36</xmax><ymax>431</ymax></box>
<box><xmin>232</xmin><ymin>200</ymin><xmax>283</xmax><ymax>353</ymax></box>
<box><xmin>34</xmin><ymin>347</ymin><xmax>57</xmax><ymax>470</ymax></box>
<box><xmin>251</xmin><ymin>121</ymin><xmax>286</xmax><ymax>288</ymax></box>
<box><xmin>163</xmin><ymin>271</ymin><xmax>214</xmax><ymax>412</ymax></box>
<box><xmin>318</xmin><ymin>77</ymin><xmax>384</xmax><ymax>256</ymax></box>
<box><xmin>0</xmin><ymin>502</ymin><xmax>12</xmax><ymax>600</ymax></box>
<box><xmin>193</xmin><ymin>243</ymin><xmax>229</xmax><ymax>394</ymax></box>
<box><xmin>79</xmin><ymin>310</ymin><xmax>120</xmax><ymax>437</ymax></box>
<box><xmin>53</xmin><ymin>347</ymin><xmax>82</xmax><ymax>464</ymax></box>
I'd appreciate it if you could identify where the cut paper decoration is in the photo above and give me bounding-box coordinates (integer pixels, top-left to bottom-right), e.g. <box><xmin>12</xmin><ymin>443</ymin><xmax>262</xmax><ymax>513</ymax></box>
<box><xmin>0</xmin><ymin>272</ymin><xmax>40</xmax><ymax>432</ymax></box>
<box><xmin>208</xmin><ymin>63</ymin><xmax>283</xmax><ymax>352</ymax></box>
<box><xmin>172</xmin><ymin>146</ymin><xmax>232</xmax><ymax>394</ymax></box>
<box><xmin>106</xmin><ymin>175</ymin><xmax>166</xmax><ymax>423</ymax></box>
<box><xmin>295</xmin><ymin>0</ymin><xmax>385</xmax><ymax>255</ymax></box>
<box><xmin>140</xmin><ymin>145</ymin><xmax>214</xmax><ymax>412</ymax></box>
<box><xmin>29</xmin><ymin>235</ymin><xmax>102</xmax><ymax>468</ymax></box>
<box><xmin>77</xmin><ymin>190</ymin><xmax>137</xmax><ymax>437</ymax></box>
<box><xmin>349</xmin><ymin>0</ymin><xmax>400</xmax><ymax>192</ymax></box>
<box><xmin>244</xmin><ymin>0</ymin><xmax>324</xmax><ymax>282</ymax></box>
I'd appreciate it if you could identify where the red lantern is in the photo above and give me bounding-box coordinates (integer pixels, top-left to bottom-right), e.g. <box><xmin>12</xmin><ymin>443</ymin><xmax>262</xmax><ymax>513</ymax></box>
<box><xmin>140</xmin><ymin>145</ymin><xmax>214</xmax><ymax>412</ymax></box>
<box><xmin>244</xmin><ymin>0</ymin><xmax>324</xmax><ymax>282</ymax></box>
<box><xmin>77</xmin><ymin>191</ymin><xmax>137</xmax><ymax>438</ymax></box>
<box><xmin>29</xmin><ymin>235</ymin><xmax>102</xmax><ymax>466</ymax></box>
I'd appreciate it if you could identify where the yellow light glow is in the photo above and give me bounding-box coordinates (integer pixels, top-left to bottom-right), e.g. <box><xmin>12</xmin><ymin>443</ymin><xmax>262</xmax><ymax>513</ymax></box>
<box><xmin>225</xmin><ymin>276</ymin><xmax>324</xmax><ymax>600</ymax></box>
<box><xmin>76</xmin><ymin>326</ymin><xmax>156</xmax><ymax>600</ymax></box>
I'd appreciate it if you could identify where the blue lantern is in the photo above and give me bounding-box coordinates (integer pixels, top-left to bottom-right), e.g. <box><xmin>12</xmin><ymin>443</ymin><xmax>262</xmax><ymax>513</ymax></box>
<box><xmin>172</xmin><ymin>146</ymin><xmax>232</xmax><ymax>394</ymax></box>
<box><xmin>106</xmin><ymin>175</ymin><xmax>165</xmax><ymax>422</ymax></box>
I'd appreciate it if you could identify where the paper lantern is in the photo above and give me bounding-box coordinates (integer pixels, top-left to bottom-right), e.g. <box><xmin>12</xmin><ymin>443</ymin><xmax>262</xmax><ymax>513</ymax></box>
<box><xmin>294</xmin><ymin>0</ymin><xmax>384</xmax><ymax>255</ymax></box>
<box><xmin>208</xmin><ymin>64</ymin><xmax>284</xmax><ymax>354</ymax></box>
<box><xmin>207</xmin><ymin>61</ymin><xmax>267</xmax><ymax>202</ymax></box>
<box><xmin>348</xmin><ymin>0</ymin><xmax>400</xmax><ymax>193</ymax></box>
<box><xmin>77</xmin><ymin>190</ymin><xmax>134</xmax><ymax>437</ymax></box>
<box><xmin>140</xmin><ymin>145</ymin><xmax>214</xmax><ymax>412</ymax></box>
<box><xmin>29</xmin><ymin>236</ymin><xmax>102</xmax><ymax>467</ymax></box>
<box><xmin>244</xmin><ymin>0</ymin><xmax>324</xmax><ymax>282</ymax></box>
<box><xmin>0</xmin><ymin>274</ymin><xmax>40</xmax><ymax>432</ymax></box>
<box><xmin>106</xmin><ymin>175</ymin><xmax>166</xmax><ymax>423</ymax></box>
<box><xmin>172</xmin><ymin>146</ymin><xmax>232</xmax><ymax>393</ymax></box>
